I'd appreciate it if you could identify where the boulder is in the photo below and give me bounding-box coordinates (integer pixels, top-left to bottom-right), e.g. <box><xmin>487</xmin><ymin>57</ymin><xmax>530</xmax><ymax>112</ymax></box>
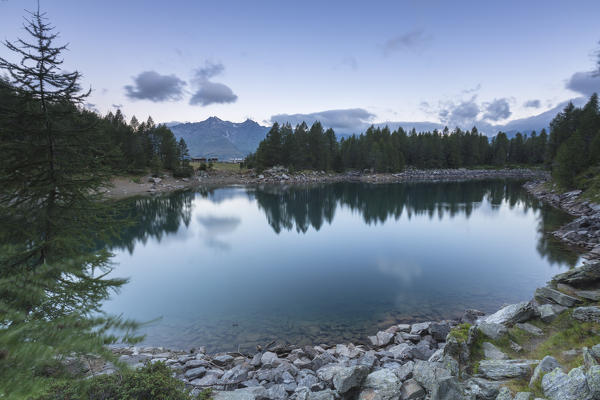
<box><xmin>572</xmin><ymin>306</ymin><xmax>600</xmax><ymax>323</ymax></box>
<box><xmin>534</xmin><ymin>287</ymin><xmax>582</xmax><ymax>307</ymax></box>
<box><xmin>482</xmin><ymin>342</ymin><xmax>509</xmax><ymax>360</ymax></box>
<box><xmin>332</xmin><ymin>365</ymin><xmax>369</xmax><ymax>394</ymax></box>
<box><xmin>388</xmin><ymin>343</ymin><xmax>414</xmax><ymax>360</ymax></box>
<box><xmin>478</xmin><ymin>359</ymin><xmax>538</xmax><ymax>380</ymax></box>
<box><xmin>495</xmin><ymin>387</ymin><xmax>513</xmax><ymax>400</ymax></box>
<box><xmin>311</xmin><ymin>352</ymin><xmax>337</xmax><ymax>370</ymax></box>
<box><xmin>213</xmin><ymin>354</ymin><xmax>235</xmax><ymax>366</ymax></box>
<box><xmin>591</xmin><ymin>344</ymin><xmax>600</xmax><ymax>360</ymax></box>
<box><xmin>400</xmin><ymin>378</ymin><xmax>425</xmax><ymax>400</ymax></box>
<box><xmin>583</xmin><ymin>347</ymin><xmax>598</xmax><ymax>369</ymax></box>
<box><xmin>478</xmin><ymin>322</ymin><xmax>508</xmax><ymax>340</ymax></box>
<box><xmin>266</xmin><ymin>384</ymin><xmax>288</xmax><ymax>400</ymax></box>
<box><xmin>411</xmin><ymin>342</ymin><xmax>435</xmax><ymax>361</ymax></box>
<box><xmin>185</xmin><ymin>366</ymin><xmax>207</xmax><ymax>380</ymax></box>
<box><xmin>587</xmin><ymin>365</ymin><xmax>600</xmax><ymax>398</ymax></box>
<box><xmin>463</xmin><ymin>378</ymin><xmax>500</xmax><ymax>400</ymax></box>
<box><xmin>260</xmin><ymin>351</ymin><xmax>280</xmax><ymax>367</ymax></box>
<box><xmin>358</xmin><ymin>369</ymin><xmax>401</xmax><ymax>400</ymax></box>
<box><xmin>536</xmin><ymin>303</ymin><xmax>566</xmax><ymax>323</ymax></box>
<box><xmin>220</xmin><ymin>364</ymin><xmax>250</xmax><ymax>385</ymax></box>
<box><xmin>412</xmin><ymin>360</ymin><xmax>453</xmax><ymax>392</ymax></box>
<box><xmin>542</xmin><ymin>366</ymin><xmax>591</xmax><ymax>400</ymax></box>
<box><xmin>553</xmin><ymin>261</ymin><xmax>600</xmax><ymax>288</ymax></box>
<box><xmin>370</xmin><ymin>331</ymin><xmax>395</xmax><ymax>347</ymax></box>
<box><xmin>429</xmin><ymin>322</ymin><xmax>451</xmax><ymax>342</ymax></box>
<box><xmin>481</xmin><ymin>302</ymin><xmax>536</xmax><ymax>325</ymax></box>
<box><xmin>529</xmin><ymin>356</ymin><xmax>562</xmax><ymax>388</ymax></box>
<box><xmin>411</xmin><ymin>322</ymin><xmax>432</xmax><ymax>335</ymax></box>
<box><xmin>430</xmin><ymin>376</ymin><xmax>464</xmax><ymax>400</ymax></box>
<box><xmin>513</xmin><ymin>393</ymin><xmax>531</xmax><ymax>400</ymax></box>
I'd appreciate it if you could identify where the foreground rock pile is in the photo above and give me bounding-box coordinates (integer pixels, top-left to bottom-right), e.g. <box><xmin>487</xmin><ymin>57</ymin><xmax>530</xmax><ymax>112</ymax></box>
<box><xmin>524</xmin><ymin>181</ymin><xmax>600</xmax><ymax>260</ymax></box>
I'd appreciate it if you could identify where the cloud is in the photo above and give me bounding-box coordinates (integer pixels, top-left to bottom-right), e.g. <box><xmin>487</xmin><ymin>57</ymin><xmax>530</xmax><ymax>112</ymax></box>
<box><xmin>524</xmin><ymin>99</ymin><xmax>541</xmax><ymax>108</ymax></box>
<box><xmin>482</xmin><ymin>98</ymin><xmax>511</xmax><ymax>121</ymax></box>
<box><xmin>270</xmin><ymin>108</ymin><xmax>375</xmax><ymax>131</ymax></box>
<box><xmin>566</xmin><ymin>71</ymin><xmax>600</xmax><ymax>97</ymax></box>
<box><xmin>383</xmin><ymin>29</ymin><xmax>431</xmax><ymax>56</ymax></box>
<box><xmin>190</xmin><ymin>81</ymin><xmax>238</xmax><ymax>106</ymax></box>
<box><xmin>462</xmin><ymin>84</ymin><xmax>481</xmax><ymax>94</ymax></box>
<box><xmin>190</xmin><ymin>61</ymin><xmax>238</xmax><ymax>106</ymax></box>
<box><xmin>124</xmin><ymin>71</ymin><xmax>186</xmax><ymax>102</ymax></box>
<box><xmin>438</xmin><ymin>96</ymin><xmax>480</xmax><ymax>126</ymax></box>
<box><xmin>112</xmin><ymin>104</ymin><xmax>123</xmax><ymax>109</ymax></box>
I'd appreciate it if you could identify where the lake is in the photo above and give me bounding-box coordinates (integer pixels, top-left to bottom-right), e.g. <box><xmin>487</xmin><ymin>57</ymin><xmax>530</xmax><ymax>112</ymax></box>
<box><xmin>102</xmin><ymin>180</ymin><xmax>580</xmax><ymax>353</ymax></box>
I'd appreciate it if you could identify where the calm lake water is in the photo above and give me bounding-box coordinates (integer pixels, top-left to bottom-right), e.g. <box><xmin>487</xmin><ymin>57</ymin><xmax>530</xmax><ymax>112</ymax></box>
<box><xmin>102</xmin><ymin>180</ymin><xmax>580</xmax><ymax>352</ymax></box>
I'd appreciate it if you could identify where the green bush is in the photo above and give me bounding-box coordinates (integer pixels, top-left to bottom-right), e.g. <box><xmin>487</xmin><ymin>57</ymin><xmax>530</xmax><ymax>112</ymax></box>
<box><xmin>38</xmin><ymin>361</ymin><xmax>210</xmax><ymax>400</ymax></box>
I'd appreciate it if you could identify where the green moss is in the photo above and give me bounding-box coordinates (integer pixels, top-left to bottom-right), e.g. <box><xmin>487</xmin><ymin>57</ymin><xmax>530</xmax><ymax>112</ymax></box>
<box><xmin>448</xmin><ymin>323</ymin><xmax>471</xmax><ymax>342</ymax></box>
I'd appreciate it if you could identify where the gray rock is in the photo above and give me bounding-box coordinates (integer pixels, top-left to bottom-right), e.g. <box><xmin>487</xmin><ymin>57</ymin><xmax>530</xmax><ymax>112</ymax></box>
<box><xmin>400</xmin><ymin>378</ymin><xmax>425</xmax><ymax>400</ymax></box>
<box><xmin>542</xmin><ymin>366</ymin><xmax>591</xmax><ymax>400</ymax></box>
<box><xmin>335</xmin><ymin>343</ymin><xmax>361</xmax><ymax>358</ymax></box>
<box><xmin>370</xmin><ymin>331</ymin><xmax>395</xmax><ymax>347</ymax></box>
<box><xmin>430</xmin><ymin>377</ymin><xmax>464</xmax><ymax>400</ymax></box>
<box><xmin>213</xmin><ymin>354</ymin><xmax>235</xmax><ymax>366</ymax></box>
<box><xmin>212</xmin><ymin>386</ymin><xmax>269</xmax><ymax>400</ymax></box>
<box><xmin>411</xmin><ymin>342</ymin><xmax>435</xmax><ymax>361</ymax></box>
<box><xmin>529</xmin><ymin>356</ymin><xmax>562</xmax><ymax>388</ymax></box>
<box><xmin>220</xmin><ymin>364</ymin><xmax>250</xmax><ymax>385</ymax></box>
<box><xmin>266</xmin><ymin>384</ymin><xmax>289</xmax><ymax>400</ymax></box>
<box><xmin>311</xmin><ymin>352</ymin><xmax>337</xmax><ymax>370</ymax></box>
<box><xmin>396</xmin><ymin>360</ymin><xmax>415</xmax><ymax>381</ymax></box>
<box><xmin>553</xmin><ymin>261</ymin><xmax>600</xmax><ymax>287</ymax></box>
<box><xmin>358</xmin><ymin>369</ymin><xmax>401</xmax><ymax>400</ymax></box>
<box><xmin>481</xmin><ymin>301</ymin><xmax>536</xmax><ymax>325</ymax></box>
<box><xmin>184</xmin><ymin>358</ymin><xmax>211</xmax><ymax>370</ymax></box>
<box><xmin>332</xmin><ymin>365</ymin><xmax>369</xmax><ymax>393</ymax></box>
<box><xmin>482</xmin><ymin>342</ymin><xmax>509</xmax><ymax>360</ymax></box>
<box><xmin>411</xmin><ymin>322</ymin><xmax>432</xmax><ymax>335</ymax></box>
<box><xmin>463</xmin><ymin>378</ymin><xmax>500</xmax><ymax>400</ymax></box>
<box><xmin>307</xmin><ymin>390</ymin><xmax>337</xmax><ymax>400</ymax></box>
<box><xmin>412</xmin><ymin>360</ymin><xmax>453</xmax><ymax>392</ymax></box>
<box><xmin>510</xmin><ymin>341</ymin><xmax>523</xmax><ymax>353</ymax></box>
<box><xmin>296</xmin><ymin>371</ymin><xmax>319</xmax><ymax>390</ymax></box>
<box><xmin>591</xmin><ymin>344</ymin><xmax>600</xmax><ymax>360</ymax></box>
<box><xmin>185</xmin><ymin>366</ymin><xmax>207</xmax><ymax>379</ymax></box>
<box><xmin>461</xmin><ymin>309</ymin><xmax>486</xmax><ymax>325</ymax></box>
<box><xmin>496</xmin><ymin>387</ymin><xmax>513</xmax><ymax>400</ymax></box>
<box><xmin>429</xmin><ymin>322</ymin><xmax>451</xmax><ymax>342</ymax></box>
<box><xmin>396</xmin><ymin>324</ymin><xmax>411</xmax><ymax>332</ymax></box>
<box><xmin>573</xmin><ymin>306</ymin><xmax>600</xmax><ymax>323</ymax></box>
<box><xmin>261</xmin><ymin>351</ymin><xmax>280</xmax><ymax>367</ymax></box>
<box><xmin>587</xmin><ymin>365</ymin><xmax>600</xmax><ymax>398</ymax></box>
<box><xmin>399</xmin><ymin>332</ymin><xmax>422</xmax><ymax>342</ymax></box>
<box><xmin>535</xmin><ymin>287</ymin><xmax>582</xmax><ymax>307</ymax></box>
<box><xmin>514</xmin><ymin>393</ymin><xmax>531</xmax><ymax>400</ymax></box>
<box><xmin>478</xmin><ymin>322</ymin><xmax>508</xmax><ymax>340</ymax></box>
<box><xmin>388</xmin><ymin>343</ymin><xmax>414</xmax><ymax>360</ymax></box>
<box><xmin>537</xmin><ymin>303</ymin><xmax>566</xmax><ymax>323</ymax></box>
<box><xmin>583</xmin><ymin>347</ymin><xmax>598</xmax><ymax>369</ymax></box>
<box><xmin>355</xmin><ymin>350</ymin><xmax>378</xmax><ymax>369</ymax></box>
<box><xmin>316</xmin><ymin>365</ymin><xmax>344</xmax><ymax>384</ymax></box>
<box><xmin>478</xmin><ymin>359</ymin><xmax>538</xmax><ymax>380</ymax></box>
<box><xmin>428</xmin><ymin>348</ymin><xmax>444</xmax><ymax>362</ymax></box>
<box><xmin>515</xmin><ymin>323</ymin><xmax>544</xmax><ymax>336</ymax></box>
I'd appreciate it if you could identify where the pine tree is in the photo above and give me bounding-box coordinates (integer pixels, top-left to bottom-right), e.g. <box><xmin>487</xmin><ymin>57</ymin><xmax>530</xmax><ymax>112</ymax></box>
<box><xmin>0</xmin><ymin>7</ymin><xmax>138</xmax><ymax>397</ymax></box>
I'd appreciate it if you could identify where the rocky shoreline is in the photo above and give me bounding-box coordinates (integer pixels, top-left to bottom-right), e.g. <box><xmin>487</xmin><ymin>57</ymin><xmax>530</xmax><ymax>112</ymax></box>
<box><xmin>524</xmin><ymin>180</ymin><xmax>600</xmax><ymax>261</ymax></box>
<box><xmin>196</xmin><ymin>167</ymin><xmax>548</xmax><ymax>186</ymax></box>
<box><xmin>85</xmin><ymin>175</ymin><xmax>600</xmax><ymax>400</ymax></box>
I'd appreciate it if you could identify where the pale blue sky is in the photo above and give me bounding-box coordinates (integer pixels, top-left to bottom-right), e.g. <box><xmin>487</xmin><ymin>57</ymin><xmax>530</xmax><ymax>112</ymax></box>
<box><xmin>1</xmin><ymin>0</ymin><xmax>599</xmax><ymax>128</ymax></box>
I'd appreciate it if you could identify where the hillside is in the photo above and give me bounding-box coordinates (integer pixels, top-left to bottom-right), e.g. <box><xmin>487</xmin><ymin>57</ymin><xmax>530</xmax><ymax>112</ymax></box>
<box><xmin>169</xmin><ymin>117</ymin><xmax>269</xmax><ymax>160</ymax></box>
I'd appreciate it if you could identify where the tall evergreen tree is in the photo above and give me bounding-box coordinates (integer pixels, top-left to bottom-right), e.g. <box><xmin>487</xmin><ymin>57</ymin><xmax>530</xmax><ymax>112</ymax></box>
<box><xmin>0</xmin><ymin>8</ymin><xmax>138</xmax><ymax>397</ymax></box>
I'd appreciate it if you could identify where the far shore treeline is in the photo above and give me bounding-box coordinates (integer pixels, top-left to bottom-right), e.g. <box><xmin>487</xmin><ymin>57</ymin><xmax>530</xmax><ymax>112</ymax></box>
<box><xmin>245</xmin><ymin>93</ymin><xmax>600</xmax><ymax>188</ymax></box>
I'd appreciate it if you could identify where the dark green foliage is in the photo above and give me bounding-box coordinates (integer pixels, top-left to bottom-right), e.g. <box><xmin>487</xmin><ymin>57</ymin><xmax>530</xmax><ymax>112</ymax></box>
<box><xmin>247</xmin><ymin>95</ymin><xmax>599</xmax><ymax>185</ymax></box>
<box><xmin>0</xmin><ymin>8</ymin><xmax>140</xmax><ymax>398</ymax></box>
<box><xmin>38</xmin><ymin>362</ymin><xmax>210</xmax><ymax>400</ymax></box>
<box><xmin>550</xmin><ymin>94</ymin><xmax>600</xmax><ymax>188</ymax></box>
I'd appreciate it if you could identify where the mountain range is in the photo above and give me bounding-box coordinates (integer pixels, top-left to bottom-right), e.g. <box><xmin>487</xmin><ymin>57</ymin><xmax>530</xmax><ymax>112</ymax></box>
<box><xmin>167</xmin><ymin>97</ymin><xmax>584</xmax><ymax>160</ymax></box>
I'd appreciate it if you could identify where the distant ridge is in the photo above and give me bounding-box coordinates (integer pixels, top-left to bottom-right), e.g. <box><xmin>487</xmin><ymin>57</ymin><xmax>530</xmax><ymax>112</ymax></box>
<box><xmin>168</xmin><ymin>98</ymin><xmax>584</xmax><ymax>159</ymax></box>
<box><xmin>169</xmin><ymin>117</ymin><xmax>269</xmax><ymax>160</ymax></box>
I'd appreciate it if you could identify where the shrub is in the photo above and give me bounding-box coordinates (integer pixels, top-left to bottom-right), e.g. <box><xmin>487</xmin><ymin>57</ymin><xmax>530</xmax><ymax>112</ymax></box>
<box><xmin>38</xmin><ymin>361</ymin><xmax>210</xmax><ymax>400</ymax></box>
